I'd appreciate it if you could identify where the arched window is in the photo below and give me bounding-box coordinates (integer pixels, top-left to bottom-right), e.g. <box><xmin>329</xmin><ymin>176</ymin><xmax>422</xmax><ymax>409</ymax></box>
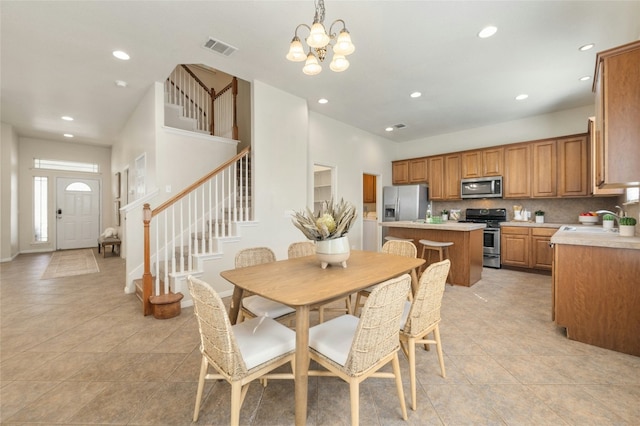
<box><xmin>65</xmin><ymin>182</ymin><xmax>91</xmax><ymax>192</ymax></box>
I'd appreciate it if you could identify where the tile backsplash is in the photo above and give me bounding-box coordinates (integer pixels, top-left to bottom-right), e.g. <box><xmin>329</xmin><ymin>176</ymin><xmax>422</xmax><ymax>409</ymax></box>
<box><xmin>432</xmin><ymin>197</ymin><xmax>625</xmax><ymax>224</ymax></box>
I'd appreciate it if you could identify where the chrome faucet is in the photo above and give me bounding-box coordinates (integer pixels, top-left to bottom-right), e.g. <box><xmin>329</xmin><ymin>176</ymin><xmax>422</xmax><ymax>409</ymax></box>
<box><xmin>596</xmin><ymin>206</ymin><xmax>626</xmax><ymax>225</ymax></box>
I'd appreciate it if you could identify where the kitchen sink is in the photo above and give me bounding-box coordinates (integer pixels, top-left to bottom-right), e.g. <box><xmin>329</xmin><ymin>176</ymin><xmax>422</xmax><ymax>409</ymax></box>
<box><xmin>560</xmin><ymin>225</ymin><xmax>619</xmax><ymax>233</ymax></box>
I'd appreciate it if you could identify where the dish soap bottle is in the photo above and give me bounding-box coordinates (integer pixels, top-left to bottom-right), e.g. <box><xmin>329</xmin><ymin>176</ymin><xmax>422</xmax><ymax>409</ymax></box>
<box><xmin>426</xmin><ymin>202</ymin><xmax>432</xmax><ymax>223</ymax></box>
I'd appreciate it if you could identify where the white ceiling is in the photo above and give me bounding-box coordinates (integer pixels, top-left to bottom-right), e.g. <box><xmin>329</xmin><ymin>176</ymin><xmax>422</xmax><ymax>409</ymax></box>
<box><xmin>2</xmin><ymin>1</ymin><xmax>639</xmax><ymax>146</ymax></box>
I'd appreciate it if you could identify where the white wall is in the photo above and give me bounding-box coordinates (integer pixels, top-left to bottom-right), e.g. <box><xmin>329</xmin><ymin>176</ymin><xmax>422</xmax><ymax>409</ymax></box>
<box><xmin>396</xmin><ymin>105</ymin><xmax>595</xmax><ymax>159</ymax></box>
<box><xmin>17</xmin><ymin>137</ymin><xmax>112</xmax><ymax>253</ymax></box>
<box><xmin>308</xmin><ymin>112</ymin><xmax>397</xmax><ymax>249</ymax></box>
<box><xmin>0</xmin><ymin>123</ymin><xmax>20</xmax><ymax>261</ymax></box>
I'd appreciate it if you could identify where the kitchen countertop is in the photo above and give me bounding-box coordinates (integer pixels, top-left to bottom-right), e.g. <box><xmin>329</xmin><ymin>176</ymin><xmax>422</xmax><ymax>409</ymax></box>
<box><xmin>379</xmin><ymin>220</ymin><xmax>486</xmax><ymax>231</ymax></box>
<box><xmin>501</xmin><ymin>221</ymin><xmax>564</xmax><ymax>229</ymax></box>
<box><xmin>550</xmin><ymin>225</ymin><xmax>640</xmax><ymax>250</ymax></box>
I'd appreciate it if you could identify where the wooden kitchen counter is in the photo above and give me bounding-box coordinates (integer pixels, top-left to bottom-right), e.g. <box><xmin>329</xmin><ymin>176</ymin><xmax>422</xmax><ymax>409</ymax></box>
<box><xmin>380</xmin><ymin>221</ymin><xmax>485</xmax><ymax>286</ymax></box>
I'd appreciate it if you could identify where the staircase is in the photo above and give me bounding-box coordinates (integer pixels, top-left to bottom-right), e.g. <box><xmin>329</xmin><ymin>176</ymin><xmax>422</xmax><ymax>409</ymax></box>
<box><xmin>137</xmin><ymin>148</ymin><xmax>252</xmax><ymax>317</ymax></box>
<box><xmin>164</xmin><ymin>64</ymin><xmax>238</xmax><ymax>139</ymax></box>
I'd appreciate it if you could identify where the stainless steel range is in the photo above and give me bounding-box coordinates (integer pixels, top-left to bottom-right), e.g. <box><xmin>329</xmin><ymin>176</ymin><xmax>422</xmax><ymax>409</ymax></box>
<box><xmin>459</xmin><ymin>208</ymin><xmax>507</xmax><ymax>268</ymax></box>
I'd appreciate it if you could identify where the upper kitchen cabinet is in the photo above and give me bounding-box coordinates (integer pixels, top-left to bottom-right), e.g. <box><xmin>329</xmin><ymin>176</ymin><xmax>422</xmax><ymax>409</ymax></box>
<box><xmin>531</xmin><ymin>140</ymin><xmax>557</xmax><ymax>198</ymax></box>
<box><xmin>504</xmin><ymin>144</ymin><xmax>531</xmax><ymax>198</ymax></box>
<box><xmin>392</xmin><ymin>160</ymin><xmax>409</xmax><ymax>184</ymax></box>
<box><xmin>461</xmin><ymin>147</ymin><xmax>503</xmax><ymax>179</ymax></box>
<box><xmin>408</xmin><ymin>158</ymin><xmax>428</xmax><ymax>183</ymax></box>
<box><xmin>428</xmin><ymin>156</ymin><xmax>445</xmax><ymax>200</ymax></box>
<box><xmin>557</xmin><ymin>135</ymin><xmax>589</xmax><ymax>197</ymax></box>
<box><xmin>444</xmin><ymin>154</ymin><xmax>461</xmax><ymax>200</ymax></box>
<box><xmin>392</xmin><ymin>158</ymin><xmax>428</xmax><ymax>184</ymax></box>
<box><xmin>588</xmin><ymin>118</ymin><xmax>623</xmax><ymax>196</ymax></box>
<box><xmin>593</xmin><ymin>40</ymin><xmax>640</xmax><ymax>187</ymax></box>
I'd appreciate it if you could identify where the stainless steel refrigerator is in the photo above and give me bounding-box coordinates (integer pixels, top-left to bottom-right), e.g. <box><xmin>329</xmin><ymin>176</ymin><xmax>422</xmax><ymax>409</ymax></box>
<box><xmin>382</xmin><ymin>184</ymin><xmax>429</xmax><ymax>242</ymax></box>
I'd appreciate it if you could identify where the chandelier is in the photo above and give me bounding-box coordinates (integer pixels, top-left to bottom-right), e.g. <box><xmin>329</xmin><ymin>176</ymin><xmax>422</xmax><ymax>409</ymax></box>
<box><xmin>286</xmin><ymin>0</ymin><xmax>355</xmax><ymax>75</ymax></box>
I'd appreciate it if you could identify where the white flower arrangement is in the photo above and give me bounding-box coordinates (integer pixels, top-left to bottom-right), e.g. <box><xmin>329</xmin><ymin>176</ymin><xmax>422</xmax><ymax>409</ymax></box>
<box><xmin>291</xmin><ymin>197</ymin><xmax>357</xmax><ymax>241</ymax></box>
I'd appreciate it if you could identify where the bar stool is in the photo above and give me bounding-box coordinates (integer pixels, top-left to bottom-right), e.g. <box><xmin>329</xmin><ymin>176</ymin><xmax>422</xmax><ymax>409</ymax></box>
<box><xmin>418</xmin><ymin>239</ymin><xmax>453</xmax><ymax>283</ymax></box>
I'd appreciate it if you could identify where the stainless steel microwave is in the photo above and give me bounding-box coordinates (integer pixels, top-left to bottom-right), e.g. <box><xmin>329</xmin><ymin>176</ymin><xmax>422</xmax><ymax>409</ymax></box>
<box><xmin>460</xmin><ymin>176</ymin><xmax>503</xmax><ymax>199</ymax></box>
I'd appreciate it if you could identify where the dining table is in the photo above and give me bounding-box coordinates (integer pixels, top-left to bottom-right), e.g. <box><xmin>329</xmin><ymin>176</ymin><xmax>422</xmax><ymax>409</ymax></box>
<box><xmin>221</xmin><ymin>249</ymin><xmax>425</xmax><ymax>426</ymax></box>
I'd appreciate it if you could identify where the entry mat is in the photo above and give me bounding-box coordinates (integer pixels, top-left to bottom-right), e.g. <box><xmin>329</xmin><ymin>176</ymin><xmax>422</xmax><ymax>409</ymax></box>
<box><xmin>41</xmin><ymin>249</ymin><xmax>100</xmax><ymax>279</ymax></box>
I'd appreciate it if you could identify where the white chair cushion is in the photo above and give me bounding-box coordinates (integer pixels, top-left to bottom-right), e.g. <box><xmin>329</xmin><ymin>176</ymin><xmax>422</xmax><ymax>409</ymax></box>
<box><xmin>309</xmin><ymin>314</ymin><xmax>359</xmax><ymax>366</ymax></box>
<box><xmin>242</xmin><ymin>295</ymin><xmax>296</xmax><ymax>319</ymax></box>
<box><xmin>400</xmin><ymin>300</ymin><xmax>411</xmax><ymax>330</ymax></box>
<box><xmin>233</xmin><ymin>316</ymin><xmax>296</xmax><ymax>370</ymax></box>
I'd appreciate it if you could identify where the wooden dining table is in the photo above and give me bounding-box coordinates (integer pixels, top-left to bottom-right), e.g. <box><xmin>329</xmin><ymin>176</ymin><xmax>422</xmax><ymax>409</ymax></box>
<box><xmin>221</xmin><ymin>249</ymin><xmax>424</xmax><ymax>426</ymax></box>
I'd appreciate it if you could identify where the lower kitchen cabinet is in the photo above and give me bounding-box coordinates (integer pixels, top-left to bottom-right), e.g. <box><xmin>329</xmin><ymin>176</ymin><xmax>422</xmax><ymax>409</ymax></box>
<box><xmin>501</xmin><ymin>226</ymin><xmax>556</xmax><ymax>270</ymax></box>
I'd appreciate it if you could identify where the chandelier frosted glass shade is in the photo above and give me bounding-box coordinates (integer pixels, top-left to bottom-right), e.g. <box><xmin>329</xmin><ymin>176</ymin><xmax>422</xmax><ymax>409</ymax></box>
<box><xmin>307</xmin><ymin>22</ymin><xmax>331</xmax><ymax>48</ymax></box>
<box><xmin>329</xmin><ymin>55</ymin><xmax>349</xmax><ymax>72</ymax></box>
<box><xmin>303</xmin><ymin>52</ymin><xmax>322</xmax><ymax>75</ymax></box>
<box><xmin>286</xmin><ymin>37</ymin><xmax>307</xmax><ymax>62</ymax></box>
<box><xmin>333</xmin><ymin>29</ymin><xmax>355</xmax><ymax>55</ymax></box>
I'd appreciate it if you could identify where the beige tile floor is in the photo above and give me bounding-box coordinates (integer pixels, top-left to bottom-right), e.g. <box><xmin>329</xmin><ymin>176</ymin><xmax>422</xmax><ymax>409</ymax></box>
<box><xmin>1</xmin><ymin>249</ymin><xmax>639</xmax><ymax>425</ymax></box>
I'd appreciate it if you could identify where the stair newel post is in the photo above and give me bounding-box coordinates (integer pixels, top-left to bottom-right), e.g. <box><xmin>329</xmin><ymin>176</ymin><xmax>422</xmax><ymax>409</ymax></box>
<box><xmin>232</xmin><ymin>77</ymin><xmax>239</xmax><ymax>141</ymax></box>
<box><xmin>209</xmin><ymin>87</ymin><xmax>215</xmax><ymax>136</ymax></box>
<box><xmin>142</xmin><ymin>203</ymin><xmax>153</xmax><ymax>316</ymax></box>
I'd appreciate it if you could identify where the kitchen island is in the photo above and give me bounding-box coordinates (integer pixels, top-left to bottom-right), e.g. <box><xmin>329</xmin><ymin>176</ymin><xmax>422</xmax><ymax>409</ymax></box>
<box><xmin>551</xmin><ymin>225</ymin><xmax>640</xmax><ymax>356</ymax></box>
<box><xmin>380</xmin><ymin>221</ymin><xmax>485</xmax><ymax>286</ymax></box>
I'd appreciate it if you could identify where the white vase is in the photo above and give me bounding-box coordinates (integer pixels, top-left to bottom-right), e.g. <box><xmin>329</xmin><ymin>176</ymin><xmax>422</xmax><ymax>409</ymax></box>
<box><xmin>535</xmin><ymin>215</ymin><xmax>544</xmax><ymax>223</ymax></box>
<box><xmin>315</xmin><ymin>236</ymin><xmax>350</xmax><ymax>269</ymax></box>
<box><xmin>441</xmin><ymin>214</ymin><xmax>448</xmax><ymax>221</ymax></box>
<box><xmin>603</xmin><ymin>220</ymin><xmax>614</xmax><ymax>230</ymax></box>
<box><xmin>619</xmin><ymin>225</ymin><xmax>635</xmax><ymax>237</ymax></box>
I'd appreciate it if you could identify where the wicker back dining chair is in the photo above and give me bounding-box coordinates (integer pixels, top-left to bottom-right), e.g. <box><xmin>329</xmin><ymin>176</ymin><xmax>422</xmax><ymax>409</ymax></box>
<box><xmin>354</xmin><ymin>239</ymin><xmax>417</xmax><ymax>315</ymax></box>
<box><xmin>187</xmin><ymin>276</ymin><xmax>295</xmax><ymax>425</ymax></box>
<box><xmin>399</xmin><ymin>259</ymin><xmax>450</xmax><ymax>410</ymax></box>
<box><xmin>235</xmin><ymin>247</ymin><xmax>296</xmax><ymax>324</ymax></box>
<box><xmin>287</xmin><ymin>241</ymin><xmax>352</xmax><ymax>323</ymax></box>
<box><xmin>308</xmin><ymin>274</ymin><xmax>411</xmax><ymax>425</ymax></box>
<box><xmin>287</xmin><ymin>240</ymin><xmax>315</xmax><ymax>258</ymax></box>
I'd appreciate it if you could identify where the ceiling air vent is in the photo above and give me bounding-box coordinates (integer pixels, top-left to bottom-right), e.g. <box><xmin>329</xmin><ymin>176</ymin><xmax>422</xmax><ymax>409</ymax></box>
<box><xmin>393</xmin><ymin>123</ymin><xmax>407</xmax><ymax>129</ymax></box>
<box><xmin>202</xmin><ymin>37</ymin><xmax>238</xmax><ymax>57</ymax></box>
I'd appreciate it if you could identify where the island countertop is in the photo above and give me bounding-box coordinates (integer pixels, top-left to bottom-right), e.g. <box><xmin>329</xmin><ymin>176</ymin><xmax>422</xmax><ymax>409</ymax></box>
<box><xmin>550</xmin><ymin>225</ymin><xmax>640</xmax><ymax>250</ymax></box>
<box><xmin>379</xmin><ymin>221</ymin><xmax>486</xmax><ymax>232</ymax></box>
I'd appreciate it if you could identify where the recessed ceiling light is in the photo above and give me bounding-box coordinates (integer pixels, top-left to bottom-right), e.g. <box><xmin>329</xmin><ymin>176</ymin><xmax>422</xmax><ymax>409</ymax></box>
<box><xmin>478</xmin><ymin>26</ymin><xmax>498</xmax><ymax>39</ymax></box>
<box><xmin>579</xmin><ymin>43</ymin><xmax>595</xmax><ymax>51</ymax></box>
<box><xmin>579</xmin><ymin>76</ymin><xmax>591</xmax><ymax>81</ymax></box>
<box><xmin>63</xmin><ymin>133</ymin><xmax>74</xmax><ymax>138</ymax></box>
<box><xmin>61</xmin><ymin>116</ymin><xmax>74</xmax><ymax>121</ymax></box>
<box><xmin>115</xmin><ymin>80</ymin><xmax>128</xmax><ymax>88</ymax></box>
<box><xmin>385</xmin><ymin>127</ymin><xmax>394</xmax><ymax>132</ymax></box>
<box><xmin>318</xmin><ymin>98</ymin><xmax>328</xmax><ymax>104</ymax></box>
<box><xmin>410</xmin><ymin>92</ymin><xmax>422</xmax><ymax>98</ymax></box>
<box><xmin>515</xmin><ymin>94</ymin><xmax>529</xmax><ymax>101</ymax></box>
<box><xmin>112</xmin><ymin>50</ymin><xmax>130</xmax><ymax>60</ymax></box>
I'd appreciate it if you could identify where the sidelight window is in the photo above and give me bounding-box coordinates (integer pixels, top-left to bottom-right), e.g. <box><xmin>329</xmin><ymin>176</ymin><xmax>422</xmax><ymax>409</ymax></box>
<box><xmin>34</xmin><ymin>177</ymin><xmax>48</xmax><ymax>242</ymax></box>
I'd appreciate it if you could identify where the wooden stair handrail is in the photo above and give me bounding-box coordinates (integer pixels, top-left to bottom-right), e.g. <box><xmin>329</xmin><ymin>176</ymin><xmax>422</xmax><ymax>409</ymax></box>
<box><xmin>151</xmin><ymin>146</ymin><xmax>250</xmax><ymax>218</ymax></box>
<box><xmin>180</xmin><ymin>65</ymin><xmax>213</xmax><ymax>95</ymax></box>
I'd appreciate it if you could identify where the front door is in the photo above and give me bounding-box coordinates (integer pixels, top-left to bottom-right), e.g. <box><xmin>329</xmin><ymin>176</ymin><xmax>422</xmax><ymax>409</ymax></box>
<box><xmin>56</xmin><ymin>178</ymin><xmax>100</xmax><ymax>250</ymax></box>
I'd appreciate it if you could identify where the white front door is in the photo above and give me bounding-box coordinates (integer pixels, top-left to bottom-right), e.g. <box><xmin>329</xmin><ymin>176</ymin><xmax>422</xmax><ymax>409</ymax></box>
<box><xmin>56</xmin><ymin>178</ymin><xmax>100</xmax><ymax>250</ymax></box>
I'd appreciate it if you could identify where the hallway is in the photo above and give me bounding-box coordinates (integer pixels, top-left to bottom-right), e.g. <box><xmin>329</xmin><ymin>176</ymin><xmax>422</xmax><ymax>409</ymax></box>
<box><xmin>1</xmin><ymin>250</ymin><xmax>639</xmax><ymax>425</ymax></box>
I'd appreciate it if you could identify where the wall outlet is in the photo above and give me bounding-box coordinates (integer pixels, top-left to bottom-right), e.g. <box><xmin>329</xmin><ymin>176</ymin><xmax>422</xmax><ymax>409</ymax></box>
<box><xmin>165</xmin><ymin>185</ymin><xmax>171</xmax><ymax>193</ymax></box>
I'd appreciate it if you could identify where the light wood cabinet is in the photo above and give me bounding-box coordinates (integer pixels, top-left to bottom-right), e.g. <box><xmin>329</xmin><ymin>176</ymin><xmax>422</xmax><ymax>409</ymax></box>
<box><xmin>444</xmin><ymin>154</ymin><xmax>461</xmax><ymax>199</ymax></box>
<box><xmin>531</xmin><ymin>140</ymin><xmax>557</xmax><ymax>198</ymax></box>
<box><xmin>483</xmin><ymin>147</ymin><xmax>503</xmax><ymax>176</ymax></box>
<box><xmin>392</xmin><ymin>160</ymin><xmax>409</xmax><ymax>184</ymax></box>
<box><xmin>461</xmin><ymin>147</ymin><xmax>503</xmax><ymax>179</ymax></box>
<box><xmin>363</xmin><ymin>174</ymin><xmax>376</xmax><ymax>203</ymax></box>
<box><xmin>593</xmin><ymin>40</ymin><xmax>640</xmax><ymax>187</ymax></box>
<box><xmin>502</xmin><ymin>226</ymin><xmax>556</xmax><ymax>271</ymax></box>
<box><xmin>408</xmin><ymin>158</ymin><xmax>428</xmax><ymax>183</ymax></box>
<box><xmin>503</xmin><ymin>144</ymin><xmax>531</xmax><ymax>198</ymax></box>
<box><xmin>588</xmin><ymin>118</ymin><xmax>623</xmax><ymax>196</ymax></box>
<box><xmin>501</xmin><ymin>226</ymin><xmax>530</xmax><ymax>267</ymax></box>
<box><xmin>530</xmin><ymin>228</ymin><xmax>555</xmax><ymax>270</ymax></box>
<box><xmin>392</xmin><ymin>158</ymin><xmax>428</xmax><ymax>184</ymax></box>
<box><xmin>558</xmin><ymin>135</ymin><xmax>589</xmax><ymax>197</ymax></box>
<box><xmin>427</xmin><ymin>156</ymin><xmax>444</xmax><ymax>200</ymax></box>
